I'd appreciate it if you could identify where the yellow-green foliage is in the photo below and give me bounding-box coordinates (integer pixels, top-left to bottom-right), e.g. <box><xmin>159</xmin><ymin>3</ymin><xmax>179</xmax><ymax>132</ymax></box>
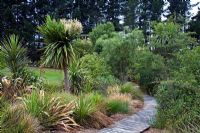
<box><xmin>43</xmin><ymin>83</ymin><xmax>64</xmax><ymax>93</ymax></box>
<box><xmin>120</xmin><ymin>82</ymin><xmax>143</xmax><ymax>100</ymax></box>
<box><xmin>89</xmin><ymin>22</ymin><xmax>115</xmax><ymax>45</ymax></box>
<box><xmin>74</xmin><ymin>92</ymin><xmax>112</xmax><ymax>128</ymax></box>
<box><xmin>106</xmin><ymin>85</ymin><xmax>120</xmax><ymax>95</ymax></box>
<box><xmin>50</xmin><ymin>91</ymin><xmax>77</xmax><ymax>104</ymax></box>
<box><xmin>73</xmin><ymin>39</ymin><xmax>93</xmax><ymax>57</ymax></box>
<box><xmin>74</xmin><ymin>92</ymin><xmax>104</xmax><ymax>124</ymax></box>
<box><xmin>106</xmin><ymin>93</ymin><xmax>132</xmax><ymax>114</ymax></box>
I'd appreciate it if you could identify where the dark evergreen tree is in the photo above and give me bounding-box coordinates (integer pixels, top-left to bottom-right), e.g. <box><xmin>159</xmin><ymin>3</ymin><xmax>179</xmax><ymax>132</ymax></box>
<box><xmin>166</xmin><ymin>0</ymin><xmax>192</xmax><ymax>21</ymax></box>
<box><xmin>166</xmin><ymin>0</ymin><xmax>200</xmax><ymax>32</ymax></box>
<box><xmin>125</xmin><ymin>0</ymin><xmax>164</xmax><ymax>42</ymax></box>
<box><xmin>189</xmin><ymin>9</ymin><xmax>200</xmax><ymax>43</ymax></box>
<box><xmin>103</xmin><ymin>0</ymin><xmax>127</xmax><ymax>31</ymax></box>
<box><xmin>70</xmin><ymin>0</ymin><xmax>103</xmax><ymax>33</ymax></box>
<box><xmin>124</xmin><ymin>0</ymin><xmax>140</xmax><ymax>29</ymax></box>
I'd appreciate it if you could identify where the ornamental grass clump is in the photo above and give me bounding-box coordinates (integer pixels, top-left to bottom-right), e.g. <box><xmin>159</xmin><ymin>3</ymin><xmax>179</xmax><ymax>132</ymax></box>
<box><xmin>0</xmin><ymin>104</ymin><xmax>41</xmax><ymax>133</ymax></box>
<box><xmin>74</xmin><ymin>93</ymin><xmax>103</xmax><ymax>123</ymax></box>
<box><xmin>22</xmin><ymin>90</ymin><xmax>78</xmax><ymax>132</ymax></box>
<box><xmin>106</xmin><ymin>85</ymin><xmax>121</xmax><ymax>95</ymax></box>
<box><xmin>0</xmin><ymin>77</ymin><xmax>29</xmax><ymax>101</ymax></box>
<box><xmin>74</xmin><ymin>92</ymin><xmax>112</xmax><ymax>128</ymax></box>
<box><xmin>106</xmin><ymin>93</ymin><xmax>132</xmax><ymax>114</ymax></box>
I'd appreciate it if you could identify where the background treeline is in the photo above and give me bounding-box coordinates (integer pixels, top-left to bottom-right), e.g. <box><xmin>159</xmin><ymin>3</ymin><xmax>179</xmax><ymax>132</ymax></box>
<box><xmin>0</xmin><ymin>0</ymin><xmax>199</xmax><ymax>38</ymax></box>
<box><xmin>0</xmin><ymin>0</ymin><xmax>200</xmax><ymax>62</ymax></box>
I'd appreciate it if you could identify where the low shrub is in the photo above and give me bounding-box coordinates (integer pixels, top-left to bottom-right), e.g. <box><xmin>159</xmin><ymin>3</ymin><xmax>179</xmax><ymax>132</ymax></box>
<box><xmin>67</xmin><ymin>54</ymin><xmax>119</xmax><ymax>94</ymax></box>
<box><xmin>120</xmin><ymin>82</ymin><xmax>143</xmax><ymax>100</ymax></box>
<box><xmin>153</xmin><ymin>47</ymin><xmax>200</xmax><ymax>132</ymax></box>
<box><xmin>99</xmin><ymin>30</ymin><xmax>145</xmax><ymax>81</ymax></box>
<box><xmin>18</xmin><ymin>68</ymin><xmax>42</xmax><ymax>86</ymax></box>
<box><xmin>106</xmin><ymin>93</ymin><xmax>132</xmax><ymax>114</ymax></box>
<box><xmin>89</xmin><ymin>22</ymin><xmax>115</xmax><ymax>45</ymax></box>
<box><xmin>154</xmin><ymin>80</ymin><xmax>200</xmax><ymax>132</ymax></box>
<box><xmin>176</xmin><ymin>47</ymin><xmax>200</xmax><ymax>83</ymax></box>
<box><xmin>95</xmin><ymin>75</ymin><xmax>120</xmax><ymax>92</ymax></box>
<box><xmin>79</xmin><ymin>54</ymin><xmax>117</xmax><ymax>91</ymax></box>
<box><xmin>0</xmin><ymin>104</ymin><xmax>41</xmax><ymax>133</ymax></box>
<box><xmin>133</xmin><ymin>48</ymin><xmax>166</xmax><ymax>94</ymax></box>
<box><xmin>73</xmin><ymin>39</ymin><xmax>93</xmax><ymax>57</ymax></box>
<box><xmin>87</xmin><ymin>92</ymin><xmax>104</xmax><ymax>106</ymax></box>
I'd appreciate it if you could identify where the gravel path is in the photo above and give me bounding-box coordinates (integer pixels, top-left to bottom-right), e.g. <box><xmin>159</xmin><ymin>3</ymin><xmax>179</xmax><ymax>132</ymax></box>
<box><xmin>99</xmin><ymin>95</ymin><xmax>157</xmax><ymax>133</ymax></box>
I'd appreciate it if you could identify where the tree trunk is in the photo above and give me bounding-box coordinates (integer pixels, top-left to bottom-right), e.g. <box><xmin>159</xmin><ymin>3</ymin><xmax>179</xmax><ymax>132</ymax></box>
<box><xmin>63</xmin><ymin>65</ymin><xmax>70</xmax><ymax>92</ymax></box>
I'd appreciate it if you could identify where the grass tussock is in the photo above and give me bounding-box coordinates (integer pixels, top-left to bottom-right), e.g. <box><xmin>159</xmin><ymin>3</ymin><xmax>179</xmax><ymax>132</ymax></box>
<box><xmin>107</xmin><ymin>85</ymin><xmax>120</xmax><ymax>95</ymax></box>
<box><xmin>108</xmin><ymin>93</ymin><xmax>132</xmax><ymax>103</ymax></box>
<box><xmin>0</xmin><ymin>104</ymin><xmax>41</xmax><ymax>133</ymax></box>
<box><xmin>106</xmin><ymin>93</ymin><xmax>132</xmax><ymax>114</ymax></box>
<box><xmin>74</xmin><ymin>92</ymin><xmax>112</xmax><ymax>128</ymax></box>
<box><xmin>22</xmin><ymin>90</ymin><xmax>79</xmax><ymax>132</ymax></box>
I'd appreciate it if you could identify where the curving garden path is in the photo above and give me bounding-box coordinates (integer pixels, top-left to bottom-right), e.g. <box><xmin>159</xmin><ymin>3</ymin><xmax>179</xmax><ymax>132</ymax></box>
<box><xmin>99</xmin><ymin>95</ymin><xmax>157</xmax><ymax>133</ymax></box>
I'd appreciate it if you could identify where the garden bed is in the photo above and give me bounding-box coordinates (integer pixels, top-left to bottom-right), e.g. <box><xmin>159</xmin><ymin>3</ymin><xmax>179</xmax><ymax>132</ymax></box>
<box><xmin>76</xmin><ymin>99</ymin><xmax>144</xmax><ymax>133</ymax></box>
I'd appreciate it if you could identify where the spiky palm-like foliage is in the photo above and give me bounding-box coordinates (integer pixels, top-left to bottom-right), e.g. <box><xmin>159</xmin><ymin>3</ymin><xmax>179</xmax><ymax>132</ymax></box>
<box><xmin>0</xmin><ymin>34</ymin><xmax>28</xmax><ymax>78</ymax></box>
<box><xmin>38</xmin><ymin>16</ymin><xmax>82</xmax><ymax>92</ymax></box>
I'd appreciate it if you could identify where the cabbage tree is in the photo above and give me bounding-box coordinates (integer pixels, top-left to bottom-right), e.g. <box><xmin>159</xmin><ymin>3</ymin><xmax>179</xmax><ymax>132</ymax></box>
<box><xmin>38</xmin><ymin>16</ymin><xmax>82</xmax><ymax>92</ymax></box>
<box><xmin>0</xmin><ymin>35</ymin><xmax>28</xmax><ymax>78</ymax></box>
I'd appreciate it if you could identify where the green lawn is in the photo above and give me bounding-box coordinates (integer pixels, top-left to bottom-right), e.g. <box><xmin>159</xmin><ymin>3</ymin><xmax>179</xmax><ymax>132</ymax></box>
<box><xmin>0</xmin><ymin>67</ymin><xmax>64</xmax><ymax>85</ymax></box>
<box><xmin>32</xmin><ymin>67</ymin><xmax>63</xmax><ymax>84</ymax></box>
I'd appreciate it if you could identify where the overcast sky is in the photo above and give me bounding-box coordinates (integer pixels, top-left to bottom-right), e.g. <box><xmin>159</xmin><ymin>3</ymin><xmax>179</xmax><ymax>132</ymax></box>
<box><xmin>161</xmin><ymin>0</ymin><xmax>200</xmax><ymax>20</ymax></box>
<box><xmin>119</xmin><ymin>1</ymin><xmax>200</xmax><ymax>24</ymax></box>
<box><xmin>191</xmin><ymin>0</ymin><xmax>200</xmax><ymax>17</ymax></box>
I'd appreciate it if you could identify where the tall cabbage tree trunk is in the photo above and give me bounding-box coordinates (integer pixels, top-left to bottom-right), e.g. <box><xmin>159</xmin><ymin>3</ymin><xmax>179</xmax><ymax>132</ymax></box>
<box><xmin>63</xmin><ymin>64</ymin><xmax>70</xmax><ymax>92</ymax></box>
